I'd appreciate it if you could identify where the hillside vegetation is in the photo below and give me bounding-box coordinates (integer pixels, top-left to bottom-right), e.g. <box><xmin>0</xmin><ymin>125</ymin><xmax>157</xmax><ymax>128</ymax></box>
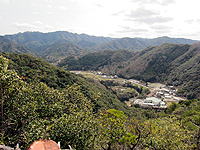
<box><xmin>92</xmin><ymin>36</ymin><xmax>199</xmax><ymax>52</ymax></box>
<box><xmin>0</xmin><ymin>37</ymin><xmax>37</xmax><ymax>57</ymax></box>
<box><xmin>0</xmin><ymin>52</ymin><xmax>133</xmax><ymax>113</ymax></box>
<box><xmin>41</xmin><ymin>42</ymin><xmax>87</xmax><ymax>64</ymax></box>
<box><xmin>5</xmin><ymin>31</ymin><xmax>115</xmax><ymax>51</ymax></box>
<box><xmin>1</xmin><ymin>54</ymin><xmax>200</xmax><ymax>149</ymax></box>
<box><xmin>59</xmin><ymin>43</ymin><xmax>200</xmax><ymax>99</ymax></box>
<box><xmin>58</xmin><ymin>49</ymin><xmax>134</xmax><ymax>71</ymax></box>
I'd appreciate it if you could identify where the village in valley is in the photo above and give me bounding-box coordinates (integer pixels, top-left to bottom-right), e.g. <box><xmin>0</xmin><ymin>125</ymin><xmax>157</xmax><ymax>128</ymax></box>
<box><xmin>71</xmin><ymin>71</ymin><xmax>186</xmax><ymax>109</ymax></box>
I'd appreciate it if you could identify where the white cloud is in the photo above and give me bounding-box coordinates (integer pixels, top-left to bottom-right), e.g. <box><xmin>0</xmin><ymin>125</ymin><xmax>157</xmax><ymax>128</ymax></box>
<box><xmin>95</xmin><ymin>4</ymin><xmax>103</xmax><ymax>7</ymax></box>
<box><xmin>0</xmin><ymin>0</ymin><xmax>9</xmax><ymax>4</ymax></box>
<box><xmin>31</xmin><ymin>3</ymin><xmax>38</xmax><ymax>7</ymax></box>
<box><xmin>10</xmin><ymin>22</ymin><xmax>41</xmax><ymax>30</ymax></box>
<box><xmin>112</xmin><ymin>10</ymin><xmax>126</xmax><ymax>16</ymax></box>
<box><xmin>134</xmin><ymin>16</ymin><xmax>173</xmax><ymax>24</ymax></box>
<box><xmin>10</xmin><ymin>22</ymin><xmax>54</xmax><ymax>32</ymax></box>
<box><xmin>60</xmin><ymin>6</ymin><xmax>67</xmax><ymax>10</ymax></box>
<box><xmin>130</xmin><ymin>0</ymin><xmax>175</xmax><ymax>6</ymax></box>
<box><xmin>48</xmin><ymin>5</ymin><xmax>52</xmax><ymax>8</ymax></box>
<box><xmin>150</xmin><ymin>25</ymin><xmax>172</xmax><ymax>34</ymax></box>
<box><xmin>125</xmin><ymin>7</ymin><xmax>173</xmax><ymax>25</ymax></box>
<box><xmin>32</xmin><ymin>12</ymin><xmax>40</xmax><ymax>15</ymax></box>
<box><xmin>45</xmin><ymin>25</ymin><xmax>54</xmax><ymax>29</ymax></box>
<box><xmin>69</xmin><ymin>0</ymin><xmax>77</xmax><ymax>2</ymax></box>
<box><xmin>34</xmin><ymin>21</ymin><xmax>43</xmax><ymax>25</ymax></box>
<box><xmin>127</xmin><ymin>8</ymin><xmax>159</xmax><ymax>18</ymax></box>
<box><xmin>45</xmin><ymin>0</ymin><xmax>53</xmax><ymax>3</ymax></box>
<box><xmin>46</xmin><ymin>11</ymin><xmax>53</xmax><ymax>14</ymax></box>
<box><xmin>160</xmin><ymin>0</ymin><xmax>175</xmax><ymax>5</ymax></box>
<box><xmin>150</xmin><ymin>24</ymin><xmax>172</xmax><ymax>30</ymax></box>
<box><xmin>117</xmin><ymin>26</ymin><xmax>148</xmax><ymax>33</ymax></box>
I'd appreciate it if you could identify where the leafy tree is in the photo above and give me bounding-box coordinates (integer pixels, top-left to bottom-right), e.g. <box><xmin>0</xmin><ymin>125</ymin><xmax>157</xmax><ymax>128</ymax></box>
<box><xmin>98</xmin><ymin>109</ymin><xmax>127</xmax><ymax>150</ymax></box>
<box><xmin>138</xmin><ymin>117</ymin><xmax>195</xmax><ymax>149</ymax></box>
<box><xmin>0</xmin><ymin>55</ymin><xmax>24</xmax><ymax>145</ymax></box>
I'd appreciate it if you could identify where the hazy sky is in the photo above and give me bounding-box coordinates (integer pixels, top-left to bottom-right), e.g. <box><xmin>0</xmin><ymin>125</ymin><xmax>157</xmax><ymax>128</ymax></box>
<box><xmin>0</xmin><ymin>0</ymin><xmax>200</xmax><ymax>40</ymax></box>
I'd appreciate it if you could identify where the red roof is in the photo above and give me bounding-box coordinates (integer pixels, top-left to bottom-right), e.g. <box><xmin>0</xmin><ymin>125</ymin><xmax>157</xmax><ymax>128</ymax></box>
<box><xmin>28</xmin><ymin>139</ymin><xmax>60</xmax><ymax>150</ymax></box>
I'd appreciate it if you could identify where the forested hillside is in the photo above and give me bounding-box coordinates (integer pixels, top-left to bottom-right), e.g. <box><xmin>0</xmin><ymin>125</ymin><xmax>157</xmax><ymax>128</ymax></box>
<box><xmin>5</xmin><ymin>32</ymin><xmax>199</xmax><ymax>52</ymax></box>
<box><xmin>41</xmin><ymin>42</ymin><xmax>87</xmax><ymax>64</ymax></box>
<box><xmin>1</xmin><ymin>31</ymin><xmax>200</xmax><ymax>149</ymax></box>
<box><xmin>59</xmin><ymin>43</ymin><xmax>200</xmax><ymax>99</ymax></box>
<box><xmin>1</xmin><ymin>54</ymin><xmax>200</xmax><ymax>149</ymax></box>
<box><xmin>91</xmin><ymin>38</ymin><xmax>151</xmax><ymax>52</ymax></box>
<box><xmin>0</xmin><ymin>37</ymin><xmax>38</xmax><ymax>57</ymax></box>
<box><xmin>58</xmin><ymin>49</ymin><xmax>134</xmax><ymax>70</ymax></box>
<box><xmin>5</xmin><ymin>31</ymin><xmax>115</xmax><ymax>51</ymax></box>
<box><xmin>91</xmin><ymin>36</ymin><xmax>199</xmax><ymax>52</ymax></box>
<box><xmin>1</xmin><ymin>52</ymin><xmax>133</xmax><ymax>113</ymax></box>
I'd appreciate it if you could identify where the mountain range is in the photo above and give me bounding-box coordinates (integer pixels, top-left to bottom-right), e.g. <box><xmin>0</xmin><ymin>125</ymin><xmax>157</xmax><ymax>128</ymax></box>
<box><xmin>2</xmin><ymin>31</ymin><xmax>199</xmax><ymax>64</ymax></box>
<box><xmin>1</xmin><ymin>31</ymin><xmax>200</xmax><ymax>99</ymax></box>
<box><xmin>4</xmin><ymin>31</ymin><xmax>199</xmax><ymax>52</ymax></box>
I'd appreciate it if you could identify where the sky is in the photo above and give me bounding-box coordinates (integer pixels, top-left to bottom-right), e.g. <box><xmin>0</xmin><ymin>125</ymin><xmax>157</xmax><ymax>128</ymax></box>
<box><xmin>0</xmin><ymin>0</ymin><xmax>200</xmax><ymax>40</ymax></box>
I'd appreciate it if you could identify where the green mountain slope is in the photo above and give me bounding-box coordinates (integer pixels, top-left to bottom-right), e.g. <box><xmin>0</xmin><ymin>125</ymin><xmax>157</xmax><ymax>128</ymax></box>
<box><xmin>5</xmin><ymin>31</ymin><xmax>115</xmax><ymax>51</ymax></box>
<box><xmin>0</xmin><ymin>39</ymin><xmax>38</xmax><ymax>57</ymax></box>
<box><xmin>41</xmin><ymin>42</ymin><xmax>87</xmax><ymax>64</ymax></box>
<box><xmin>167</xmin><ymin>43</ymin><xmax>200</xmax><ymax>98</ymax></box>
<box><xmin>143</xmin><ymin>36</ymin><xmax>199</xmax><ymax>45</ymax></box>
<box><xmin>5</xmin><ymin>31</ymin><xmax>199</xmax><ymax>54</ymax></box>
<box><xmin>57</xmin><ymin>49</ymin><xmax>134</xmax><ymax>71</ymax></box>
<box><xmin>59</xmin><ymin>43</ymin><xmax>200</xmax><ymax>99</ymax></box>
<box><xmin>0</xmin><ymin>52</ymin><xmax>131</xmax><ymax>113</ymax></box>
<box><xmin>90</xmin><ymin>36</ymin><xmax>199</xmax><ymax>52</ymax></box>
<box><xmin>118</xmin><ymin>43</ymin><xmax>191</xmax><ymax>80</ymax></box>
<box><xmin>90</xmin><ymin>38</ymin><xmax>151</xmax><ymax>52</ymax></box>
<box><xmin>0</xmin><ymin>36</ymin><xmax>10</xmax><ymax>42</ymax></box>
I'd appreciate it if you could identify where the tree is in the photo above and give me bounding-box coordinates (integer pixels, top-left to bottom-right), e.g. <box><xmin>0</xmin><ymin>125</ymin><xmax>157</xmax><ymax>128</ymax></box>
<box><xmin>0</xmin><ymin>55</ymin><xmax>24</xmax><ymax>145</ymax></box>
<box><xmin>98</xmin><ymin>109</ymin><xmax>127</xmax><ymax>150</ymax></box>
<box><xmin>139</xmin><ymin>117</ymin><xmax>194</xmax><ymax>149</ymax></box>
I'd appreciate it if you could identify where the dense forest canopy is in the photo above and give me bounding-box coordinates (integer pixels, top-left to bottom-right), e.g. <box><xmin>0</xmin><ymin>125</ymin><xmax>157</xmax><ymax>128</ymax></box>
<box><xmin>0</xmin><ymin>54</ymin><xmax>200</xmax><ymax>149</ymax></box>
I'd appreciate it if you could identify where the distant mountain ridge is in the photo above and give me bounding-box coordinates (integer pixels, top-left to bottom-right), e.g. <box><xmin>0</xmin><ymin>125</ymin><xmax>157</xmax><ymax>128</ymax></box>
<box><xmin>91</xmin><ymin>36</ymin><xmax>199</xmax><ymax>52</ymax></box>
<box><xmin>5</xmin><ymin>31</ymin><xmax>115</xmax><ymax>52</ymax></box>
<box><xmin>4</xmin><ymin>31</ymin><xmax>199</xmax><ymax>52</ymax></box>
<box><xmin>2</xmin><ymin>31</ymin><xmax>200</xmax><ymax>64</ymax></box>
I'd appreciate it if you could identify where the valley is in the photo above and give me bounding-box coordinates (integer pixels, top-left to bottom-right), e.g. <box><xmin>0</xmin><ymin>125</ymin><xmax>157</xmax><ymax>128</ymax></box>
<box><xmin>72</xmin><ymin>71</ymin><xmax>186</xmax><ymax>109</ymax></box>
<box><xmin>1</xmin><ymin>31</ymin><xmax>200</xmax><ymax>149</ymax></box>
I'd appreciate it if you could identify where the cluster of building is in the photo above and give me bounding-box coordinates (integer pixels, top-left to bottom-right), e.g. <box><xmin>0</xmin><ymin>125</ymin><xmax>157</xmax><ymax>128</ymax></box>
<box><xmin>133</xmin><ymin>97</ymin><xmax>167</xmax><ymax>109</ymax></box>
<box><xmin>132</xmin><ymin>85</ymin><xmax>186</xmax><ymax>109</ymax></box>
<box><xmin>95</xmin><ymin>72</ymin><xmax>118</xmax><ymax>79</ymax></box>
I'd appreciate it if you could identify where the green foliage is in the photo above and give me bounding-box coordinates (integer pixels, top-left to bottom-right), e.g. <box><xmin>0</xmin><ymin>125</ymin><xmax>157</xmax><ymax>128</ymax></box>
<box><xmin>1</xmin><ymin>50</ymin><xmax>200</xmax><ymax>149</ymax></box>
<box><xmin>139</xmin><ymin>117</ymin><xmax>194</xmax><ymax>149</ymax></box>
<box><xmin>58</xmin><ymin>42</ymin><xmax>200</xmax><ymax>99</ymax></box>
<box><xmin>0</xmin><ymin>41</ymin><xmax>38</xmax><ymax>57</ymax></box>
<box><xmin>41</xmin><ymin>42</ymin><xmax>87</xmax><ymax>63</ymax></box>
<box><xmin>0</xmin><ymin>55</ymin><xmax>99</xmax><ymax>149</ymax></box>
<box><xmin>0</xmin><ymin>53</ymin><xmax>127</xmax><ymax>112</ymax></box>
<box><xmin>98</xmin><ymin>109</ymin><xmax>127</xmax><ymax>150</ymax></box>
<box><xmin>165</xmin><ymin>102</ymin><xmax>177</xmax><ymax>114</ymax></box>
<box><xmin>58</xmin><ymin>49</ymin><xmax>134</xmax><ymax>71</ymax></box>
